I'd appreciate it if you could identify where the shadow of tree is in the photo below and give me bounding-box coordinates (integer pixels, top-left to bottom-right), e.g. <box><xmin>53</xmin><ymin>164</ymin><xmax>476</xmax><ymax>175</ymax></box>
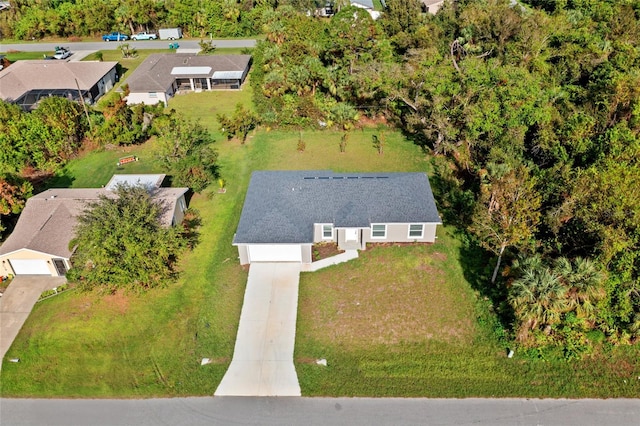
<box><xmin>428</xmin><ymin>156</ymin><xmax>516</xmax><ymax>334</ymax></box>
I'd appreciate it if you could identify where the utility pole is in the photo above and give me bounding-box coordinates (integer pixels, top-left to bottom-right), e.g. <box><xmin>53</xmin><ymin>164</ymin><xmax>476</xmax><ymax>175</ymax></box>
<box><xmin>75</xmin><ymin>78</ymin><xmax>93</xmax><ymax>132</ymax></box>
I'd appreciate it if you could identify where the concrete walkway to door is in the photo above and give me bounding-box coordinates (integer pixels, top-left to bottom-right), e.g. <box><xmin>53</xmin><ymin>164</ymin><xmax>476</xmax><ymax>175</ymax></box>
<box><xmin>0</xmin><ymin>276</ymin><xmax>66</xmax><ymax>369</ymax></box>
<box><xmin>215</xmin><ymin>263</ymin><xmax>301</xmax><ymax>396</ymax></box>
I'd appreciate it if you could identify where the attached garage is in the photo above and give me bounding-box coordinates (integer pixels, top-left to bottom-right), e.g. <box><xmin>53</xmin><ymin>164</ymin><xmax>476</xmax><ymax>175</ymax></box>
<box><xmin>9</xmin><ymin>259</ymin><xmax>51</xmax><ymax>275</ymax></box>
<box><xmin>248</xmin><ymin>245</ymin><xmax>302</xmax><ymax>263</ymax></box>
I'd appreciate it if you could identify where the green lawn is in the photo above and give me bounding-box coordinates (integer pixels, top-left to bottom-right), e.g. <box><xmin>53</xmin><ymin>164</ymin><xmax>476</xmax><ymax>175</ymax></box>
<box><xmin>2</xmin><ymin>89</ymin><xmax>639</xmax><ymax>397</ymax></box>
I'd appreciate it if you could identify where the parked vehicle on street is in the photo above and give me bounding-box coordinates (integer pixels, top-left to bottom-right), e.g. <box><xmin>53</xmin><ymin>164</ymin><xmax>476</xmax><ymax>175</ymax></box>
<box><xmin>102</xmin><ymin>32</ymin><xmax>129</xmax><ymax>41</ymax></box>
<box><xmin>158</xmin><ymin>28</ymin><xmax>182</xmax><ymax>40</ymax></box>
<box><xmin>131</xmin><ymin>32</ymin><xmax>157</xmax><ymax>41</ymax></box>
<box><xmin>53</xmin><ymin>47</ymin><xmax>72</xmax><ymax>59</ymax></box>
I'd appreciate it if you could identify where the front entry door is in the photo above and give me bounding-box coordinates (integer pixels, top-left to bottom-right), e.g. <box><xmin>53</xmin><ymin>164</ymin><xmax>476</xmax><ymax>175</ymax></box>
<box><xmin>345</xmin><ymin>228</ymin><xmax>359</xmax><ymax>242</ymax></box>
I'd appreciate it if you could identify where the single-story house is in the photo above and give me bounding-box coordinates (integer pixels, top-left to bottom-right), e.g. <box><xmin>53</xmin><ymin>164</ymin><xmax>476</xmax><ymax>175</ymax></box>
<box><xmin>0</xmin><ymin>175</ymin><xmax>189</xmax><ymax>277</ymax></box>
<box><xmin>233</xmin><ymin>171</ymin><xmax>441</xmax><ymax>265</ymax></box>
<box><xmin>125</xmin><ymin>54</ymin><xmax>252</xmax><ymax>106</ymax></box>
<box><xmin>0</xmin><ymin>60</ymin><xmax>118</xmax><ymax>110</ymax></box>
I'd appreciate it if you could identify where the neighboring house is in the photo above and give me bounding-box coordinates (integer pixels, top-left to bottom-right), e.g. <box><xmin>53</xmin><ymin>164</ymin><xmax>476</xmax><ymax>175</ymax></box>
<box><xmin>0</xmin><ymin>60</ymin><xmax>118</xmax><ymax>111</ymax></box>
<box><xmin>350</xmin><ymin>0</ymin><xmax>382</xmax><ymax>19</ymax></box>
<box><xmin>421</xmin><ymin>0</ymin><xmax>445</xmax><ymax>14</ymax></box>
<box><xmin>0</xmin><ymin>175</ymin><xmax>189</xmax><ymax>277</ymax></box>
<box><xmin>233</xmin><ymin>171</ymin><xmax>441</xmax><ymax>265</ymax></box>
<box><xmin>125</xmin><ymin>54</ymin><xmax>252</xmax><ymax>106</ymax></box>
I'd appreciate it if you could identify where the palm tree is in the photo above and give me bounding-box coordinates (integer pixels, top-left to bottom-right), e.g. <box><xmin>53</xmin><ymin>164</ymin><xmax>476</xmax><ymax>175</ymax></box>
<box><xmin>554</xmin><ymin>257</ymin><xmax>605</xmax><ymax>323</ymax></box>
<box><xmin>509</xmin><ymin>263</ymin><xmax>568</xmax><ymax>342</ymax></box>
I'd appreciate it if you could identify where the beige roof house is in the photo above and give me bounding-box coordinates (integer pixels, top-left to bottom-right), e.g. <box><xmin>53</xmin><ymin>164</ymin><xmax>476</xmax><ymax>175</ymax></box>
<box><xmin>125</xmin><ymin>54</ymin><xmax>252</xmax><ymax>105</ymax></box>
<box><xmin>0</xmin><ymin>60</ymin><xmax>118</xmax><ymax>110</ymax></box>
<box><xmin>0</xmin><ymin>175</ymin><xmax>189</xmax><ymax>277</ymax></box>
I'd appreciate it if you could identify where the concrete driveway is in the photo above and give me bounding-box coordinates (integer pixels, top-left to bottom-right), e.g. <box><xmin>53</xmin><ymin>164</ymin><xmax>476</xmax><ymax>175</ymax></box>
<box><xmin>0</xmin><ymin>276</ymin><xmax>66</xmax><ymax>368</ymax></box>
<box><xmin>215</xmin><ymin>263</ymin><xmax>302</xmax><ymax>396</ymax></box>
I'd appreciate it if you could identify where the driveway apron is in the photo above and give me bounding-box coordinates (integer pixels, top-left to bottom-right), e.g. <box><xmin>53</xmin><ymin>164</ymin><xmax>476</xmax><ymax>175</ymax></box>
<box><xmin>215</xmin><ymin>263</ymin><xmax>301</xmax><ymax>396</ymax></box>
<box><xmin>0</xmin><ymin>276</ymin><xmax>66</xmax><ymax>369</ymax></box>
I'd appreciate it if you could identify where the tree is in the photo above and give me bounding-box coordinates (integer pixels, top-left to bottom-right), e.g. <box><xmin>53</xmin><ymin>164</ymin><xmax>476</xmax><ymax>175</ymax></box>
<box><xmin>91</xmin><ymin>97</ymin><xmax>148</xmax><ymax>146</ymax></box>
<box><xmin>31</xmin><ymin>96</ymin><xmax>87</xmax><ymax>160</ymax></box>
<box><xmin>0</xmin><ymin>174</ymin><xmax>33</xmax><ymax>237</ymax></box>
<box><xmin>154</xmin><ymin>113</ymin><xmax>219</xmax><ymax>192</ymax></box>
<box><xmin>68</xmin><ymin>185</ymin><xmax>188</xmax><ymax>292</ymax></box>
<box><xmin>553</xmin><ymin>256</ymin><xmax>605</xmax><ymax>321</ymax></box>
<box><xmin>509</xmin><ymin>259</ymin><xmax>568</xmax><ymax>342</ymax></box>
<box><xmin>470</xmin><ymin>165</ymin><xmax>542</xmax><ymax>284</ymax></box>
<box><xmin>217</xmin><ymin>103</ymin><xmax>259</xmax><ymax>143</ymax></box>
<box><xmin>372</xmin><ymin>132</ymin><xmax>385</xmax><ymax>155</ymax></box>
<box><xmin>198</xmin><ymin>39</ymin><xmax>216</xmax><ymax>54</ymax></box>
<box><xmin>508</xmin><ymin>254</ymin><xmax>606</xmax><ymax>344</ymax></box>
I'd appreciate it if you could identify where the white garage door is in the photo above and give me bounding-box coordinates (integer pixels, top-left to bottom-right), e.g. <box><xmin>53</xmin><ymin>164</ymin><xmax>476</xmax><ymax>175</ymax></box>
<box><xmin>9</xmin><ymin>259</ymin><xmax>51</xmax><ymax>275</ymax></box>
<box><xmin>248</xmin><ymin>245</ymin><xmax>302</xmax><ymax>262</ymax></box>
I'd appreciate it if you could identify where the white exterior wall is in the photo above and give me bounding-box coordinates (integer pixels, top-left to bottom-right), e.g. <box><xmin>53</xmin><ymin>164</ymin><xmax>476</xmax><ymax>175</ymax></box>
<box><xmin>236</xmin><ymin>244</ymin><xmax>312</xmax><ymax>265</ymax></box>
<box><xmin>0</xmin><ymin>249</ymin><xmax>67</xmax><ymax>277</ymax></box>
<box><xmin>171</xmin><ymin>195</ymin><xmax>187</xmax><ymax>226</ymax></box>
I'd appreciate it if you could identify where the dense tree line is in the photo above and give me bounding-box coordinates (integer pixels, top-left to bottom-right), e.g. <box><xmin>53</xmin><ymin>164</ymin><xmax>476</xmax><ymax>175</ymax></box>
<box><xmin>0</xmin><ymin>0</ymin><xmax>329</xmax><ymax>40</ymax></box>
<box><xmin>250</xmin><ymin>0</ymin><xmax>640</xmax><ymax>352</ymax></box>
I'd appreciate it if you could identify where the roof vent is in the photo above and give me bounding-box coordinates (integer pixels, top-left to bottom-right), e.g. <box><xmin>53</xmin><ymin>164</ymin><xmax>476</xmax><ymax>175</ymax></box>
<box><xmin>50</xmin><ymin>195</ymin><xmax>57</xmax><ymax>199</ymax></box>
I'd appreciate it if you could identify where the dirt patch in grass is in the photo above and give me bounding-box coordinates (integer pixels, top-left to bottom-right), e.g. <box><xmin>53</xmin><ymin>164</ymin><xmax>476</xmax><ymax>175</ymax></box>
<box><xmin>299</xmin><ymin>244</ymin><xmax>475</xmax><ymax>348</ymax></box>
<box><xmin>104</xmin><ymin>290</ymin><xmax>130</xmax><ymax>315</ymax></box>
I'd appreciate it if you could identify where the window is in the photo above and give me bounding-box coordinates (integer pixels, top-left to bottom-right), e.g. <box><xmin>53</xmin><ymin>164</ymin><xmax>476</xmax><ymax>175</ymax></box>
<box><xmin>409</xmin><ymin>224</ymin><xmax>424</xmax><ymax>239</ymax></box>
<box><xmin>322</xmin><ymin>224</ymin><xmax>333</xmax><ymax>239</ymax></box>
<box><xmin>371</xmin><ymin>224</ymin><xmax>386</xmax><ymax>239</ymax></box>
<box><xmin>149</xmin><ymin>92</ymin><xmax>157</xmax><ymax>98</ymax></box>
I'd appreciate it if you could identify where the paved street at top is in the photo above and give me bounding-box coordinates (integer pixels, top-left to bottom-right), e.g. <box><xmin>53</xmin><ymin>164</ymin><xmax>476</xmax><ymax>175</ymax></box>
<box><xmin>0</xmin><ymin>39</ymin><xmax>256</xmax><ymax>53</ymax></box>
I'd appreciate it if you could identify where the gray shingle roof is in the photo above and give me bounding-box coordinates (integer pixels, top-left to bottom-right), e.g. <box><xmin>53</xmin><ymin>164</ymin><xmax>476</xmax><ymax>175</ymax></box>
<box><xmin>0</xmin><ymin>185</ymin><xmax>188</xmax><ymax>258</ymax></box>
<box><xmin>125</xmin><ymin>54</ymin><xmax>252</xmax><ymax>92</ymax></box>
<box><xmin>233</xmin><ymin>171</ymin><xmax>441</xmax><ymax>244</ymax></box>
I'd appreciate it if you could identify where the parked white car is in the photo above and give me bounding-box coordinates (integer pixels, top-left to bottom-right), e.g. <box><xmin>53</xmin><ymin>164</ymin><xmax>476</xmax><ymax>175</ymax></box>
<box><xmin>131</xmin><ymin>32</ymin><xmax>157</xmax><ymax>41</ymax></box>
<box><xmin>54</xmin><ymin>47</ymin><xmax>72</xmax><ymax>60</ymax></box>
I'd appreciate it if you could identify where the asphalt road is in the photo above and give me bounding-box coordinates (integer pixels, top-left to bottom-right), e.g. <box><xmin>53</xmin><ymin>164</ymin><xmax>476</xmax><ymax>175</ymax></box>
<box><xmin>0</xmin><ymin>39</ymin><xmax>256</xmax><ymax>53</ymax></box>
<box><xmin>1</xmin><ymin>397</ymin><xmax>639</xmax><ymax>426</ymax></box>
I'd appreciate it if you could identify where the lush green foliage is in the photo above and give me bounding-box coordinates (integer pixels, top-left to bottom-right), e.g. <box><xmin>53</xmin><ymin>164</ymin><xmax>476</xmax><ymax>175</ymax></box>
<box><xmin>0</xmin><ymin>174</ymin><xmax>33</xmax><ymax>236</ymax></box>
<box><xmin>217</xmin><ymin>103</ymin><xmax>259</xmax><ymax>143</ymax></box>
<box><xmin>153</xmin><ymin>112</ymin><xmax>220</xmax><ymax>192</ymax></box>
<box><xmin>0</xmin><ymin>0</ymin><xmax>267</xmax><ymax>40</ymax></box>
<box><xmin>90</xmin><ymin>97</ymin><xmax>158</xmax><ymax>147</ymax></box>
<box><xmin>0</xmin><ymin>98</ymin><xmax>87</xmax><ymax>175</ymax></box>
<box><xmin>67</xmin><ymin>185</ymin><xmax>189</xmax><ymax>292</ymax></box>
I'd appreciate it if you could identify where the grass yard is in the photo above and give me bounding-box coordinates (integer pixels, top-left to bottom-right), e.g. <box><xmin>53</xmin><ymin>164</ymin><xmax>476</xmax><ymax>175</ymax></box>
<box><xmin>3</xmin><ymin>51</ymin><xmax>52</xmax><ymax>61</ymax></box>
<box><xmin>2</xmin><ymin>86</ymin><xmax>640</xmax><ymax>397</ymax></box>
<box><xmin>295</xmin><ymin>231</ymin><xmax>640</xmax><ymax>397</ymax></box>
